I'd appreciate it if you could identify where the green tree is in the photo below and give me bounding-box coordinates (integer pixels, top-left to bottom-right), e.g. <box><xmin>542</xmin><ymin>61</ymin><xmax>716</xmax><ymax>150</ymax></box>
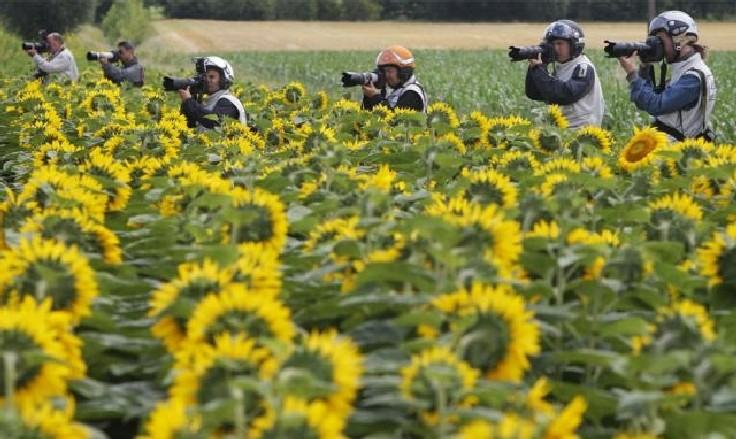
<box><xmin>102</xmin><ymin>0</ymin><xmax>152</xmax><ymax>44</ymax></box>
<box><xmin>0</xmin><ymin>0</ymin><xmax>96</xmax><ymax>38</ymax></box>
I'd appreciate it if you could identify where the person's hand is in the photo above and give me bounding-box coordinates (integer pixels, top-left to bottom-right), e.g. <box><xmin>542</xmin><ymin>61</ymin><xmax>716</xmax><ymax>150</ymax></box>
<box><xmin>528</xmin><ymin>53</ymin><xmax>543</xmax><ymax>67</ymax></box>
<box><xmin>362</xmin><ymin>82</ymin><xmax>379</xmax><ymax>98</ymax></box>
<box><xmin>618</xmin><ymin>52</ymin><xmax>638</xmax><ymax>75</ymax></box>
<box><xmin>178</xmin><ymin>87</ymin><xmax>191</xmax><ymax>101</ymax></box>
<box><xmin>26</xmin><ymin>48</ymin><xmax>36</xmax><ymax>57</ymax></box>
<box><xmin>99</xmin><ymin>57</ymin><xmax>109</xmax><ymax>65</ymax></box>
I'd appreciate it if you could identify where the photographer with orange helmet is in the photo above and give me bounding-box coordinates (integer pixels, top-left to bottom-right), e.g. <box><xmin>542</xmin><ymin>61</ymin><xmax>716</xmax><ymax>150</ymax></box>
<box><xmin>360</xmin><ymin>45</ymin><xmax>427</xmax><ymax>112</ymax></box>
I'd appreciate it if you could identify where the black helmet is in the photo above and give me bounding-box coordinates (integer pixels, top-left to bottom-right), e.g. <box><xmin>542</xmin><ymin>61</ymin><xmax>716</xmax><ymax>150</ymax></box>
<box><xmin>543</xmin><ymin>20</ymin><xmax>585</xmax><ymax>58</ymax></box>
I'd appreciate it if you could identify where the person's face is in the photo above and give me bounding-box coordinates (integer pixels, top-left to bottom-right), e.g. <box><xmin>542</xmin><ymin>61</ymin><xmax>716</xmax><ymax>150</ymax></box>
<box><xmin>48</xmin><ymin>37</ymin><xmax>62</xmax><ymax>53</ymax></box>
<box><xmin>552</xmin><ymin>39</ymin><xmax>571</xmax><ymax>63</ymax></box>
<box><xmin>118</xmin><ymin>47</ymin><xmax>134</xmax><ymax>62</ymax></box>
<box><xmin>205</xmin><ymin>69</ymin><xmax>221</xmax><ymax>93</ymax></box>
<box><xmin>656</xmin><ymin>30</ymin><xmax>677</xmax><ymax>62</ymax></box>
<box><xmin>382</xmin><ymin>66</ymin><xmax>400</xmax><ymax>87</ymax></box>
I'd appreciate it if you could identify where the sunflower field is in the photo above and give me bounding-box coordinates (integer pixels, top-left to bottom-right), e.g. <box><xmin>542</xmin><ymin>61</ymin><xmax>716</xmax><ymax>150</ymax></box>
<box><xmin>2</xmin><ymin>53</ymin><xmax>736</xmax><ymax>439</ymax></box>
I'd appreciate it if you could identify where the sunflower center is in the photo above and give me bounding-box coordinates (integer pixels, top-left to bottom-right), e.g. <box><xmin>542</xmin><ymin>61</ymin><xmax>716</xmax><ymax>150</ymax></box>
<box><xmin>171</xmin><ymin>279</ymin><xmax>222</xmax><ymax>329</ymax></box>
<box><xmin>412</xmin><ymin>363</ymin><xmax>465</xmax><ymax>411</ymax></box>
<box><xmin>203</xmin><ymin>311</ymin><xmax>272</xmax><ymax>344</ymax></box>
<box><xmin>281</xmin><ymin>350</ymin><xmax>335</xmax><ymax>400</ymax></box>
<box><xmin>14</xmin><ymin>260</ymin><xmax>76</xmax><ymax>312</ymax></box>
<box><xmin>469</xmin><ymin>182</ymin><xmax>505</xmax><ymax>206</ymax></box>
<box><xmin>625</xmin><ymin>140</ymin><xmax>655</xmax><ymax>162</ymax></box>
<box><xmin>230</xmin><ymin>205</ymin><xmax>274</xmax><ymax>244</ymax></box>
<box><xmin>460</xmin><ymin>313</ymin><xmax>510</xmax><ymax>374</ymax></box>
<box><xmin>0</xmin><ymin>330</ymin><xmax>44</xmax><ymax>392</ymax></box>
<box><xmin>39</xmin><ymin>217</ymin><xmax>85</xmax><ymax>245</ymax></box>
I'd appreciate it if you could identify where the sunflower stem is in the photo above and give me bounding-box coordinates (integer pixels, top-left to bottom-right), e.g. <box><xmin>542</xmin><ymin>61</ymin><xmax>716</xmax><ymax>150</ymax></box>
<box><xmin>232</xmin><ymin>386</ymin><xmax>247</xmax><ymax>438</ymax></box>
<box><xmin>431</xmin><ymin>378</ymin><xmax>448</xmax><ymax>439</ymax></box>
<box><xmin>3</xmin><ymin>351</ymin><xmax>17</xmax><ymax>409</ymax></box>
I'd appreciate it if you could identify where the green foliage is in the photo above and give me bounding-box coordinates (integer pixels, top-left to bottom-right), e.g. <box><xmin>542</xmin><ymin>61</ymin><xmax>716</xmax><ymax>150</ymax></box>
<box><xmin>101</xmin><ymin>0</ymin><xmax>152</xmax><ymax>45</ymax></box>
<box><xmin>0</xmin><ymin>0</ymin><xmax>95</xmax><ymax>38</ymax></box>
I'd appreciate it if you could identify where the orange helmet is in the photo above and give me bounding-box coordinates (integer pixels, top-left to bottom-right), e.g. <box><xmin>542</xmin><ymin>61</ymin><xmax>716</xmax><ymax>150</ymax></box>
<box><xmin>375</xmin><ymin>45</ymin><xmax>415</xmax><ymax>68</ymax></box>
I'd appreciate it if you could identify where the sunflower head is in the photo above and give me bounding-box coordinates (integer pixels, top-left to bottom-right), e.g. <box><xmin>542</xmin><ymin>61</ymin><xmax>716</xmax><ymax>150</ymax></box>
<box><xmin>619</xmin><ymin>127</ymin><xmax>668</xmax><ymax>172</ymax></box>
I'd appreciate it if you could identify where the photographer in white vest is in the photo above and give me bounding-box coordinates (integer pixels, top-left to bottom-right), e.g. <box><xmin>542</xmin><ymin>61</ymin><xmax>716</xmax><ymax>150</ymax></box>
<box><xmin>525</xmin><ymin>20</ymin><xmax>605</xmax><ymax>128</ymax></box>
<box><xmin>618</xmin><ymin>11</ymin><xmax>716</xmax><ymax>141</ymax></box>
<box><xmin>178</xmin><ymin>56</ymin><xmax>246</xmax><ymax>130</ymax></box>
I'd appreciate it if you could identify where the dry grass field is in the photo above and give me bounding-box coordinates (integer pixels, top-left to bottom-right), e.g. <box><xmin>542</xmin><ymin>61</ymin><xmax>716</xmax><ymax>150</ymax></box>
<box><xmin>141</xmin><ymin>19</ymin><xmax>736</xmax><ymax>52</ymax></box>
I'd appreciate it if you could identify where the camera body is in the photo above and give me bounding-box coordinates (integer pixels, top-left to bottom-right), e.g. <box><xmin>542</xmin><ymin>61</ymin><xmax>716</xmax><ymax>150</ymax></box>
<box><xmin>21</xmin><ymin>29</ymin><xmax>49</xmax><ymax>53</ymax></box>
<box><xmin>163</xmin><ymin>58</ymin><xmax>207</xmax><ymax>93</ymax></box>
<box><xmin>604</xmin><ymin>36</ymin><xmax>664</xmax><ymax>63</ymax></box>
<box><xmin>87</xmin><ymin>50</ymin><xmax>119</xmax><ymax>62</ymax></box>
<box><xmin>508</xmin><ymin>42</ymin><xmax>555</xmax><ymax>63</ymax></box>
<box><xmin>341</xmin><ymin>69</ymin><xmax>383</xmax><ymax>88</ymax></box>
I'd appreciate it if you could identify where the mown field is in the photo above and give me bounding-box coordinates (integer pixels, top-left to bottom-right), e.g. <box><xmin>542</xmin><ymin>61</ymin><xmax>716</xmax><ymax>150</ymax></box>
<box><xmin>2</xmin><ymin>23</ymin><xmax>736</xmax><ymax>439</ymax></box>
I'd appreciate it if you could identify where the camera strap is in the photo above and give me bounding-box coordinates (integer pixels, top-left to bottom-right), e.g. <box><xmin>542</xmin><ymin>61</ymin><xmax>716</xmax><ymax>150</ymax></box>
<box><xmin>655</xmin><ymin>62</ymin><xmax>667</xmax><ymax>93</ymax></box>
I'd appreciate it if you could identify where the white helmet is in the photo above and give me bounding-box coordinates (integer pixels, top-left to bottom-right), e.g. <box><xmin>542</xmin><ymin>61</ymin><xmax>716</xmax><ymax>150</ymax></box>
<box><xmin>649</xmin><ymin>11</ymin><xmax>698</xmax><ymax>49</ymax></box>
<box><xmin>202</xmin><ymin>56</ymin><xmax>235</xmax><ymax>89</ymax></box>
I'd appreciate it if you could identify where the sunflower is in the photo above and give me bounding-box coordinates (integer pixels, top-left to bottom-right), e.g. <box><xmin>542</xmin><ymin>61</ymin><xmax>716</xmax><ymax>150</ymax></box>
<box><xmin>16</xmin><ymin>166</ymin><xmax>107</xmax><ymax>222</ymax></box>
<box><xmin>547</xmin><ymin>104</ymin><xmax>569</xmax><ymax>129</ymax></box>
<box><xmin>568</xmin><ymin>125</ymin><xmax>613</xmax><ymax>154</ymax></box>
<box><xmin>495</xmin><ymin>151</ymin><xmax>541</xmax><ymax>174</ymax></box>
<box><xmin>581</xmin><ymin>156</ymin><xmax>614</xmax><ymax>179</ymax></box>
<box><xmin>527</xmin><ymin>220</ymin><xmax>560</xmax><ymax>240</ymax></box>
<box><xmin>537</xmin><ymin>173</ymin><xmax>570</xmax><ymax>198</ymax></box>
<box><xmin>279</xmin><ymin>329</ymin><xmax>362</xmax><ymax>419</ymax></box>
<box><xmin>359</xmin><ymin>164</ymin><xmax>397</xmax><ymax>192</ymax></box>
<box><xmin>81</xmin><ymin>148</ymin><xmax>132</xmax><ymax>212</ymax></box>
<box><xmin>304</xmin><ymin>217</ymin><xmax>364</xmax><ymax>252</ymax></box>
<box><xmin>618</xmin><ymin>127</ymin><xmax>668</xmax><ymax>172</ymax></box>
<box><xmin>283</xmin><ymin>81</ymin><xmax>307</xmax><ymax>103</ymax></box>
<box><xmin>20</xmin><ymin>209</ymin><xmax>122</xmax><ymax>265</ymax></box>
<box><xmin>426</xmin><ymin>197</ymin><xmax>523</xmax><ymax>278</ymax></box>
<box><xmin>669</xmin><ymin>137</ymin><xmax>715</xmax><ymax>173</ymax></box>
<box><xmin>462</xmin><ymin>169</ymin><xmax>518</xmax><ymax>208</ymax></box>
<box><xmin>534</xmin><ymin>157</ymin><xmax>581</xmax><ymax>176</ymax></box>
<box><xmin>0</xmin><ymin>236</ymin><xmax>98</xmax><ymax>322</ymax></box>
<box><xmin>33</xmin><ymin>139</ymin><xmax>78</xmax><ymax>168</ymax></box>
<box><xmin>566</xmin><ymin>228</ymin><xmax>620</xmax><ymax>247</ymax></box>
<box><xmin>427</xmin><ymin>102</ymin><xmax>460</xmax><ymax>129</ymax></box>
<box><xmin>312</xmin><ymin>90</ymin><xmax>329</xmax><ymax>111</ymax></box>
<box><xmin>170</xmin><ymin>333</ymin><xmax>277</xmax><ymax>439</ymax></box>
<box><xmin>264</xmin><ymin>397</ymin><xmax>347</xmax><ymax>439</ymax></box>
<box><xmin>613</xmin><ymin>433</ymin><xmax>660</xmax><ymax>439</ymax></box>
<box><xmin>227</xmin><ymin>187</ymin><xmax>288</xmax><ymax>255</ymax></box>
<box><xmin>15</xmin><ymin>397</ymin><xmax>89</xmax><ymax>439</ymax></box>
<box><xmin>465</xmin><ymin>111</ymin><xmax>491</xmax><ymax>149</ymax></box>
<box><xmin>139</xmin><ymin>398</ymin><xmax>202</xmax><ymax>439</ymax></box>
<box><xmin>649</xmin><ymin>192</ymin><xmax>703</xmax><ymax>222</ymax></box>
<box><xmin>149</xmin><ymin>259</ymin><xmax>235</xmax><ymax>352</ymax></box>
<box><xmin>331</xmin><ymin>98</ymin><xmax>361</xmax><ymax>114</ymax></box>
<box><xmin>697</xmin><ymin>223</ymin><xmax>736</xmax><ymax>287</ymax></box>
<box><xmin>526</xmin><ymin>377</ymin><xmax>555</xmax><ymax>416</ymax></box>
<box><xmin>0</xmin><ymin>297</ymin><xmax>79</xmax><ymax>409</ymax></box>
<box><xmin>431</xmin><ymin>282</ymin><xmax>540</xmax><ymax>382</ymax></box>
<box><xmin>233</xmin><ymin>247</ymin><xmax>282</xmax><ymax>298</ymax></box>
<box><xmin>400</xmin><ymin>346</ymin><xmax>479</xmax><ymax>425</ymax></box>
<box><xmin>185</xmin><ymin>283</ymin><xmax>295</xmax><ymax>348</ymax></box>
<box><xmin>545</xmin><ymin>396</ymin><xmax>587</xmax><ymax>439</ymax></box>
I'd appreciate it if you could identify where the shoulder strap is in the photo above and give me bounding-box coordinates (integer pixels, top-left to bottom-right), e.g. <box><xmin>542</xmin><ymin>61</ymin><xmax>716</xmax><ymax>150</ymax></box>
<box><xmin>687</xmin><ymin>67</ymin><xmax>709</xmax><ymax>136</ymax></box>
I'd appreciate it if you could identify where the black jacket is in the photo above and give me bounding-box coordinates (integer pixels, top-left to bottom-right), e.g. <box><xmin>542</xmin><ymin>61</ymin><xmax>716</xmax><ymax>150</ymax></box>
<box><xmin>525</xmin><ymin>63</ymin><xmax>595</xmax><ymax>105</ymax></box>
<box><xmin>180</xmin><ymin>97</ymin><xmax>239</xmax><ymax>129</ymax></box>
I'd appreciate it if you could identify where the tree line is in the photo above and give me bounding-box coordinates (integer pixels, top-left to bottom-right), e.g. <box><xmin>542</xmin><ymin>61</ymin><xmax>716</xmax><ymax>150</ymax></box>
<box><xmin>1</xmin><ymin>0</ymin><xmax>735</xmax><ymax>39</ymax></box>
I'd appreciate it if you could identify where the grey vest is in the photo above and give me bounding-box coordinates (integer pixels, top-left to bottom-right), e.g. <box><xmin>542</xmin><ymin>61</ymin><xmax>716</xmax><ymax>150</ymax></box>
<box><xmin>655</xmin><ymin>53</ymin><xmax>716</xmax><ymax>139</ymax></box>
<box><xmin>553</xmin><ymin>55</ymin><xmax>604</xmax><ymax>128</ymax></box>
<box><xmin>386</xmin><ymin>75</ymin><xmax>428</xmax><ymax>112</ymax></box>
<box><xmin>197</xmin><ymin>89</ymin><xmax>247</xmax><ymax>131</ymax></box>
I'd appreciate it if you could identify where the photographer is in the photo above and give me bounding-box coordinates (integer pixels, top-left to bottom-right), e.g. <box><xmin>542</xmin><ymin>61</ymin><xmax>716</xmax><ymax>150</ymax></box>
<box><xmin>525</xmin><ymin>20</ymin><xmax>604</xmax><ymax>128</ymax></box>
<box><xmin>99</xmin><ymin>41</ymin><xmax>144</xmax><ymax>87</ymax></box>
<box><xmin>178</xmin><ymin>56</ymin><xmax>246</xmax><ymax>130</ymax></box>
<box><xmin>617</xmin><ymin>11</ymin><xmax>716</xmax><ymax>141</ymax></box>
<box><xmin>362</xmin><ymin>45</ymin><xmax>427</xmax><ymax>112</ymax></box>
<box><xmin>26</xmin><ymin>32</ymin><xmax>79</xmax><ymax>83</ymax></box>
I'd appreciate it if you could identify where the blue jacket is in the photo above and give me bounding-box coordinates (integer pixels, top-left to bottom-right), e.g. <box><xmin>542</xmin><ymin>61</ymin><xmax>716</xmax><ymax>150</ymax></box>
<box><xmin>627</xmin><ymin>70</ymin><xmax>701</xmax><ymax>116</ymax></box>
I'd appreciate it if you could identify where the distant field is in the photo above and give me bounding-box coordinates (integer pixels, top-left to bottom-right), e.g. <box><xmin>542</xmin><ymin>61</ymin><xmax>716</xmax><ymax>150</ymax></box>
<box><xmin>140</xmin><ymin>19</ymin><xmax>736</xmax><ymax>52</ymax></box>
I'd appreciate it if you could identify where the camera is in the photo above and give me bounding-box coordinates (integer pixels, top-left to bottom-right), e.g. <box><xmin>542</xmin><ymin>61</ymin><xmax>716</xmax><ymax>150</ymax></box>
<box><xmin>87</xmin><ymin>50</ymin><xmax>119</xmax><ymax>62</ymax></box>
<box><xmin>21</xmin><ymin>29</ymin><xmax>49</xmax><ymax>53</ymax></box>
<box><xmin>341</xmin><ymin>70</ymin><xmax>382</xmax><ymax>88</ymax></box>
<box><xmin>163</xmin><ymin>57</ymin><xmax>206</xmax><ymax>92</ymax></box>
<box><xmin>603</xmin><ymin>36</ymin><xmax>664</xmax><ymax>63</ymax></box>
<box><xmin>508</xmin><ymin>43</ymin><xmax>556</xmax><ymax>63</ymax></box>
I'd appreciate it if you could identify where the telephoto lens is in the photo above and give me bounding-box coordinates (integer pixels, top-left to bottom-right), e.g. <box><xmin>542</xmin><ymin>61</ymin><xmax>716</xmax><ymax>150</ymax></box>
<box><xmin>508</xmin><ymin>43</ymin><xmax>554</xmax><ymax>63</ymax></box>
<box><xmin>86</xmin><ymin>51</ymin><xmax>119</xmax><ymax>62</ymax></box>
<box><xmin>341</xmin><ymin>71</ymin><xmax>380</xmax><ymax>88</ymax></box>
